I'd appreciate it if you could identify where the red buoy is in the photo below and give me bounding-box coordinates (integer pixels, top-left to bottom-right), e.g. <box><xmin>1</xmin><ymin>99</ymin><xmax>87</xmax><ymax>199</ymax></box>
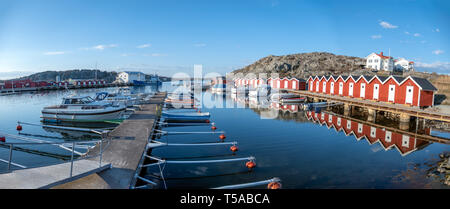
<box><xmin>16</xmin><ymin>125</ymin><xmax>23</xmax><ymax>131</ymax></box>
<box><xmin>0</xmin><ymin>136</ymin><xmax>5</xmax><ymax>142</ymax></box>
<box><xmin>205</xmin><ymin>119</ymin><xmax>210</xmax><ymax>123</ymax></box>
<box><xmin>219</xmin><ymin>134</ymin><xmax>226</xmax><ymax>140</ymax></box>
<box><xmin>246</xmin><ymin>161</ymin><xmax>256</xmax><ymax>169</ymax></box>
<box><xmin>211</xmin><ymin>126</ymin><xmax>217</xmax><ymax>130</ymax></box>
<box><xmin>267</xmin><ymin>182</ymin><xmax>281</xmax><ymax>189</ymax></box>
<box><xmin>230</xmin><ymin>145</ymin><xmax>238</xmax><ymax>152</ymax></box>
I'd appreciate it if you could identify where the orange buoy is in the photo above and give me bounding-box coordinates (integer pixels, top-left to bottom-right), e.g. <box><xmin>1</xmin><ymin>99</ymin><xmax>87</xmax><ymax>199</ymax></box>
<box><xmin>246</xmin><ymin>161</ymin><xmax>256</xmax><ymax>169</ymax></box>
<box><xmin>219</xmin><ymin>134</ymin><xmax>226</xmax><ymax>140</ymax></box>
<box><xmin>16</xmin><ymin>125</ymin><xmax>23</xmax><ymax>131</ymax></box>
<box><xmin>267</xmin><ymin>182</ymin><xmax>281</xmax><ymax>189</ymax></box>
<box><xmin>0</xmin><ymin>136</ymin><xmax>5</xmax><ymax>142</ymax></box>
<box><xmin>230</xmin><ymin>145</ymin><xmax>238</xmax><ymax>152</ymax></box>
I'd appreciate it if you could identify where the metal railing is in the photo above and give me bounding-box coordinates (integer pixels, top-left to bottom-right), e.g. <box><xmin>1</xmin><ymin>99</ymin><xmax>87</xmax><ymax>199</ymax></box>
<box><xmin>0</xmin><ymin>138</ymin><xmax>108</xmax><ymax>178</ymax></box>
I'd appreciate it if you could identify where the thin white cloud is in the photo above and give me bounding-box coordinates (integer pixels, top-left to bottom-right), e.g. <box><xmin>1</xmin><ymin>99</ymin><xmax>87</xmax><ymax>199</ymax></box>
<box><xmin>194</xmin><ymin>43</ymin><xmax>207</xmax><ymax>47</ymax></box>
<box><xmin>144</xmin><ymin>53</ymin><xmax>168</xmax><ymax>57</ymax></box>
<box><xmin>404</xmin><ymin>31</ymin><xmax>410</xmax><ymax>35</ymax></box>
<box><xmin>434</xmin><ymin>28</ymin><xmax>440</xmax><ymax>32</ymax></box>
<box><xmin>413</xmin><ymin>33</ymin><xmax>421</xmax><ymax>37</ymax></box>
<box><xmin>379</xmin><ymin>21</ymin><xmax>398</xmax><ymax>29</ymax></box>
<box><xmin>371</xmin><ymin>35</ymin><xmax>382</xmax><ymax>39</ymax></box>
<box><xmin>43</xmin><ymin>51</ymin><xmax>66</xmax><ymax>55</ymax></box>
<box><xmin>137</xmin><ymin>44</ymin><xmax>151</xmax><ymax>49</ymax></box>
<box><xmin>432</xmin><ymin>50</ymin><xmax>444</xmax><ymax>55</ymax></box>
<box><xmin>415</xmin><ymin>61</ymin><xmax>450</xmax><ymax>71</ymax></box>
<box><xmin>82</xmin><ymin>44</ymin><xmax>118</xmax><ymax>51</ymax></box>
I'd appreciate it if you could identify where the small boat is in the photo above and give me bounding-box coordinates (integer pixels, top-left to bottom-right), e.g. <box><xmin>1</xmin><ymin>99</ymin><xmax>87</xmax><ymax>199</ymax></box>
<box><xmin>162</xmin><ymin>111</ymin><xmax>210</xmax><ymax>122</ymax></box>
<box><xmin>280</xmin><ymin>97</ymin><xmax>306</xmax><ymax>104</ymax></box>
<box><xmin>168</xmin><ymin>92</ymin><xmax>195</xmax><ymax>101</ymax></box>
<box><xmin>249</xmin><ymin>85</ymin><xmax>271</xmax><ymax>98</ymax></box>
<box><xmin>211</xmin><ymin>84</ymin><xmax>226</xmax><ymax>93</ymax></box>
<box><xmin>42</xmin><ymin>96</ymin><xmax>126</xmax><ymax>123</ymax></box>
<box><xmin>270</xmin><ymin>93</ymin><xmax>299</xmax><ymax>101</ymax></box>
<box><xmin>231</xmin><ymin>86</ymin><xmax>249</xmax><ymax>95</ymax></box>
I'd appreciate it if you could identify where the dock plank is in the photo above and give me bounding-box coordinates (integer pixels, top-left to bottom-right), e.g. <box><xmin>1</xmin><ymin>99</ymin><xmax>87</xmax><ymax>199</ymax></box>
<box><xmin>0</xmin><ymin>160</ymin><xmax>111</xmax><ymax>189</ymax></box>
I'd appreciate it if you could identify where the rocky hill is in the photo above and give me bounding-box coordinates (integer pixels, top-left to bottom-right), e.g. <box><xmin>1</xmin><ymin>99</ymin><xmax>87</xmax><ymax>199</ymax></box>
<box><xmin>232</xmin><ymin>52</ymin><xmax>367</xmax><ymax>79</ymax></box>
<box><xmin>18</xmin><ymin>69</ymin><xmax>118</xmax><ymax>83</ymax></box>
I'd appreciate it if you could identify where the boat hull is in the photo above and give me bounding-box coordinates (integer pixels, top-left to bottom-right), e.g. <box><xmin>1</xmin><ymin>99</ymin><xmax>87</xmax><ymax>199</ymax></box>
<box><xmin>162</xmin><ymin>112</ymin><xmax>210</xmax><ymax>122</ymax></box>
<box><xmin>42</xmin><ymin>108</ymin><xmax>126</xmax><ymax>122</ymax></box>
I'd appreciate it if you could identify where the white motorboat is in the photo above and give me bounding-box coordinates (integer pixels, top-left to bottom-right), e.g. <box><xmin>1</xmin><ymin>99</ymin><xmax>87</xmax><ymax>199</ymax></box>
<box><xmin>249</xmin><ymin>85</ymin><xmax>271</xmax><ymax>98</ymax></box>
<box><xmin>42</xmin><ymin>96</ymin><xmax>127</xmax><ymax>123</ymax></box>
<box><xmin>95</xmin><ymin>92</ymin><xmax>138</xmax><ymax>107</ymax></box>
<box><xmin>270</xmin><ymin>93</ymin><xmax>299</xmax><ymax>102</ymax></box>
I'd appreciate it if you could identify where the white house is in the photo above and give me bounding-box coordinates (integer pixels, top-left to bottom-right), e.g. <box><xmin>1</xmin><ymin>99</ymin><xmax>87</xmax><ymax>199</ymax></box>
<box><xmin>394</xmin><ymin>58</ymin><xmax>414</xmax><ymax>72</ymax></box>
<box><xmin>117</xmin><ymin>71</ymin><xmax>146</xmax><ymax>84</ymax></box>
<box><xmin>365</xmin><ymin>52</ymin><xmax>394</xmax><ymax>71</ymax></box>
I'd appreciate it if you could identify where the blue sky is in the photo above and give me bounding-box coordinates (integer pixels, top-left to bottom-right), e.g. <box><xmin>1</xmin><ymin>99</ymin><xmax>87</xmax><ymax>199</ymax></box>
<box><xmin>0</xmin><ymin>0</ymin><xmax>449</xmax><ymax>78</ymax></box>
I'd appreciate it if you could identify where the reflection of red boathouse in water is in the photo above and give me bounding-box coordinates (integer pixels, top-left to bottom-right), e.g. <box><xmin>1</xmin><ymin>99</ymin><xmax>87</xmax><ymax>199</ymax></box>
<box><xmin>306</xmin><ymin>111</ymin><xmax>431</xmax><ymax>156</ymax></box>
<box><xmin>269</xmin><ymin>102</ymin><xmax>299</xmax><ymax>113</ymax></box>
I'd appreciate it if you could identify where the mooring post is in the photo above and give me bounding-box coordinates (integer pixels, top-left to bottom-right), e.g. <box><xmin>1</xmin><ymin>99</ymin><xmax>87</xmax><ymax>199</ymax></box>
<box><xmin>367</xmin><ymin>108</ymin><xmax>376</xmax><ymax>122</ymax></box>
<box><xmin>70</xmin><ymin>142</ymin><xmax>75</xmax><ymax>178</ymax></box>
<box><xmin>8</xmin><ymin>144</ymin><xmax>13</xmax><ymax>171</ymax></box>
<box><xmin>344</xmin><ymin>103</ymin><xmax>351</xmax><ymax>116</ymax></box>
<box><xmin>313</xmin><ymin>97</ymin><xmax>320</xmax><ymax>103</ymax></box>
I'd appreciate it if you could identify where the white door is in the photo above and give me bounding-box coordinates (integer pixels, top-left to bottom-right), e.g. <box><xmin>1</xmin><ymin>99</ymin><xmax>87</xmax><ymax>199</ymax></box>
<box><xmin>322</xmin><ymin>82</ymin><xmax>326</xmax><ymax>93</ymax></box>
<box><xmin>330</xmin><ymin>82</ymin><xmax>334</xmax><ymax>94</ymax></box>
<box><xmin>349</xmin><ymin>83</ymin><xmax>354</xmax><ymax>96</ymax></box>
<box><xmin>385</xmin><ymin>131</ymin><xmax>392</xmax><ymax>142</ymax></box>
<box><xmin>402</xmin><ymin>135</ymin><xmax>410</xmax><ymax>148</ymax></box>
<box><xmin>339</xmin><ymin>82</ymin><xmax>343</xmax><ymax>95</ymax></box>
<box><xmin>373</xmin><ymin>84</ymin><xmax>379</xmax><ymax>100</ymax></box>
<box><xmin>316</xmin><ymin>82</ymin><xmax>319</xmax><ymax>92</ymax></box>
<box><xmin>360</xmin><ymin>83</ymin><xmax>366</xmax><ymax>98</ymax></box>
<box><xmin>277</xmin><ymin>80</ymin><xmax>280</xmax><ymax>88</ymax></box>
<box><xmin>284</xmin><ymin>80</ymin><xmax>288</xmax><ymax>89</ymax></box>
<box><xmin>388</xmin><ymin>85</ymin><xmax>395</xmax><ymax>102</ymax></box>
<box><xmin>292</xmin><ymin>81</ymin><xmax>297</xmax><ymax>90</ymax></box>
<box><xmin>405</xmin><ymin>86</ymin><xmax>413</xmax><ymax>104</ymax></box>
<box><xmin>310</xmin><ymin>81</ymin><xmax>313</xmax><ymax>91</ymax></box>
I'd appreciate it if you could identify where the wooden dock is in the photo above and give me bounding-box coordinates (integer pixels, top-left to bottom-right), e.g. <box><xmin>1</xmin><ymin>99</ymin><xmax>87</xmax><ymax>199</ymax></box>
<box><xmin>0</xmin><ymin>92</ymin><xmax>167</xmax><ymax>189</ymax></box>
<box><xmin>53</xmin><ymin>92</ymin><xmax>167</xmax><ymax>189</ymax></box>
<box><xmin>288</xmin><ymin>90</ymin><xmax>450</xmax><ymax>123</ymax></box>
<box><xmin>0</xmin><ymin>160</ymin><xmax>111</xmax><ymax>189</ymax></box>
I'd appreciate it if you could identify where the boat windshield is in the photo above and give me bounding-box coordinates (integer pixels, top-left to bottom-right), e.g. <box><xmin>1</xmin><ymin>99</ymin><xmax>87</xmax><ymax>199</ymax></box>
<box><xmin>62</xmin><ymin>97</ymin><xmax>95</xmax><ymax>104</ymax></box>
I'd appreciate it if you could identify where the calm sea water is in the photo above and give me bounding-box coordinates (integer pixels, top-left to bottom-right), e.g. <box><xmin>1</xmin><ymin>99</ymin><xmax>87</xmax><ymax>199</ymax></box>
<box><xmin>0</xmin><ymin>83</ymin><xmax>448</xmax><ymax>189</ymax></box>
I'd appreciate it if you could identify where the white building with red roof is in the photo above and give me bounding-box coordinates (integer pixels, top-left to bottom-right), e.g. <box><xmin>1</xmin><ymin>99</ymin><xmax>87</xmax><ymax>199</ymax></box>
<box><xmin>394</xmin><ymin>58</ymin><xmax>414</xmax><ymax>72</ymax></box>
<box><xmin>365</xmin><ymin>52</ymin><xmax>394</xmax><ymax>71</ymax></box>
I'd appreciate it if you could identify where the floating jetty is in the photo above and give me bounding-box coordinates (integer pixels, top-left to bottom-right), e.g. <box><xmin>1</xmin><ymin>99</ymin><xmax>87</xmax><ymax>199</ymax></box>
<box><xmin>0</xmin><ymin>92</ymin><xmax>167</xmax><ymax>189</ymax></box>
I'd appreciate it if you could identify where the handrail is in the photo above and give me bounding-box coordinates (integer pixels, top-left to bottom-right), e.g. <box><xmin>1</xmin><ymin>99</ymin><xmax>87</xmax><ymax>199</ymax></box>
<box><xmin>0</xmin><ymin>135</ymin><xmax>109</xmax><ymax>179</ymax></box>
<box><xmin>0</xmin><ymin>140</ymin><xmax>100</xmax><ymax>145</ymax></box>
